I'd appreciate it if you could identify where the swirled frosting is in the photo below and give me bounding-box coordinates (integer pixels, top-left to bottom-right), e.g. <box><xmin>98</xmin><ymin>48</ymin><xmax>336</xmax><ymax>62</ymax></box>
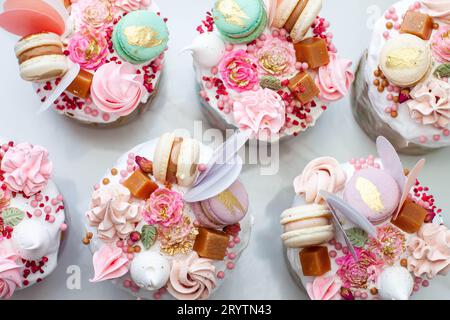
<box><xmin>407</xmin><ymin>223</ymin><xmax>450</xmax><ymax>279</ymax></box>
<box><xmin>86</xmin><ymin>183</ymin><xmax>141</xmax><ymax>241</ymax></box>
<box><xmin>306</xmin><ymin>275</ymin><xmax>341</xmax><ymax>300</ymax></box>
<box><xmin>114</xmin><ymin>0</ymin><xmax>151</xmax><ymax>12</ymax></box>
<box><xmin>407</xmin><ymin>78</ymin><xmax>450</xmax><ymax>128</ymax></box>
<box><xmin>167</xmin><ymin>252</ymin><xmax>216</xmax><ymax>300</ymax></box>
<box><xmin>91</xmin><ymin>62</ymin><xmax>146</xmax><ymax>116</ymax></box>
<box><xmin>293</xmin><ymin>157</ymin><xmax>346</xmax><ymax>204</ymax></box>
<box><xmin>233</xmin><ymin>88</ymin><xmax>286</xmax><ymax>139</ymax></box>
<box><xmin>0</xmin><ymin>251</ymin><xmax>21</xmax><ymax>299</ymax></box>
<box><xmin>315</xmin><ymin>53</ymin><xmax>354</xmax><ymax>102</ymax></box>
<box><xmin>422</xmin><ymin>0</ymin><xmax>450</xmax><ymax>23</ymax></box>
<box><xmin>0</xmin><ymin>143</ymin><xmax>52</xmax><ymax>197</ymax></box>
<box><xmin>90</xmin><ymin>244</ymin><xmax>129</xmax><ymax>282</ymax></box>
<box><xmin>431</xmin><ymin>26</ymin><xmax>450</xmax><ymax>63</ymax></box>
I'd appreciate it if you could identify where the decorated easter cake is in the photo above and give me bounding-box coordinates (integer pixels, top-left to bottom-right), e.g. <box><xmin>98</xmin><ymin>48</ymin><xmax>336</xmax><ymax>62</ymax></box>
<box><xmin>0</xmin><ymin>140</ymin><xmax>67</xmax><ymax>299</ymax></box>
<box><xmin>0</xmin><ymin>0</ymin><xmax>168</xmax><ymax>126</ymax></box>
<box><xmin>187</xmin><ymin>0</ymin><xmax>354</xmax><ymax>141</ymax></box>
<box><xmin>281</xmin><ymin>136</ymin><xmax>449</xmax><ymax>300</ymax></box>
<box><xmin>352</xmin><ymin>0</ymin><xmax>450</xmax><ymax>154</ymax></box>
<box><xmin>84</xmin><ymin>131</ymin><xmax>252</xmax><ymax>300</ymax></box>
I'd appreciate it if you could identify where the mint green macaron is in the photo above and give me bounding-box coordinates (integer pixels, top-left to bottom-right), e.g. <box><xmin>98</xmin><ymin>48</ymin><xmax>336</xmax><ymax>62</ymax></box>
<box><xmin>213</xmin><ymin>0</ymin><xmax>267</xmax><ymax>44</ymax></box>
<box><xmin>112</xmin><ymin>10</ymin><xmax>169</xmax><ymax>64</ymax></box>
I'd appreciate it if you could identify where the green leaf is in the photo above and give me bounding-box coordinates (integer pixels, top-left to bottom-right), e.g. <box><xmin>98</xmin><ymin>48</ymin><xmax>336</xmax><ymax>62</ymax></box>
<box><xmin>2</xmin><ymin>208</ymin><xmax>25</xmax><ymax>227</ymax></box>
<box><xmin>434</xmin><ymin>63</ymin><xmax>450</xmax><ymax>78</ymax></box>
<box><xmin>260</xmin><ymin>76</ymin><xmax>282</xmax><ymax>91</ymax></box>
<box><xmin>345</xmin><ymin>227</ymin><xmax>368</xmax><ymax>248</ymax></box>
<box><xmin>141</xmin><ymin>225</ymin><xmax>157</xmax><ymax>250</ymax></box>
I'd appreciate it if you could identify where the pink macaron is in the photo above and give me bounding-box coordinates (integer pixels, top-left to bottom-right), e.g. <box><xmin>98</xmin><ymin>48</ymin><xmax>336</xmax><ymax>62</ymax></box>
<box><xmin>193</xmin><ymin>180</ymin><xmax>249</xmax><ymax>228</ymax></box>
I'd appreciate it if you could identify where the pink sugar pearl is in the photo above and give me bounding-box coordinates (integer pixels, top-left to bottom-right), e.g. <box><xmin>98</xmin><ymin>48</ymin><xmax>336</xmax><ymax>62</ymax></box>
<box><xmin>217</xmin><ymin>271</ymin><xmax>225</xmax><ymax>279</ymax></box>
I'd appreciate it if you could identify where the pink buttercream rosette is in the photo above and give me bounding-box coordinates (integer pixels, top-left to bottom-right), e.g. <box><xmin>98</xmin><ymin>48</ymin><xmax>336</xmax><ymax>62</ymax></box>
<box><xmin>407</xmin><ymin>223</ymin><xmax>450</xmax><ymax>279</ymax></box>
<box><xmin>219</xmin><ymin>50</ymin><xmax>259</xmax><ymax>93</ymax></box>
<box><xmin>233</xmin><ymin>88</ymin><xmax>285</xmax><ymax>140</ymax></box>
<box><xmin>142</xmin><ymin>188</ymin><xmax>183</xmax><ymax>228</ymax></box>
<box><xmin>431</xmin><ymin>26</ymin><xmax>450</xmax><ymax>63</ymax></box>
<box><xmin>407</xmin><ymin>78</ymin><xmax>450</xmax><ymax>128</ymax></box>
<box><xmin>0</xmin><ymin>143</ymin><xmax>52</xmax><ymax>197</ymax></box>
<box><xmin>0</xmin><ymin>251</ymin><xmax>21</xmax><ymax>299</ymax></box>
<box><xmin>315</xmin><ymin>53</ymin><xmax>354</xmax><ymax>102</ymax></box>
<box><xmin>293</xmin><ymin>157</ymin><xmax>346</xmax><ymax>204</ymax></box>
<box><xmin>91</xmin><ymin>62</ymin><xmax>146</xmax><ymax>116</ymax></box>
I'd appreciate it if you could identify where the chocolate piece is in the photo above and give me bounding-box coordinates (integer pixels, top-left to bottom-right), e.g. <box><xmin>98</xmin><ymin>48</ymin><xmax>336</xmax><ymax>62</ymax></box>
<box><xmin>294</xmin><ymin>37</ymin><xmax>330</xmax><ymax>69</ymax></box>
<box><xmin>66</xmin><ymin>69</ymin><xmax>94</xmax><ymax>99</ymax></box>
<box><xmin>391</xmin><ymin>198</ymin><xmax>427</xmax><ymax>233</ymax></box>
<box><xmin>299</xmin><ymin>246</ymin><xmax>331</xmax><ymax>276</ymax></box>
<box><xmin>193</xmin><ymin>227</ymin><xmax>229</xmax><ymax>260</ymax></box>
<box><xmin>284</xmin><ymin>0</ymin><xmax>309</xmax><ymax>32</ymax></box>
<box><xmin>122</xmin><ymin>170</ymin><xmax>158</xmax><ymax>200</ymax></box>
<box><xmin>288</xmin><ymin>71</ymin><xmax>320</xmax><ymax>104</ymax></box>
<box><xmin>400</xmin><ymin>10</ymin><xmax>433</xmax><ymax>40</ymax></box>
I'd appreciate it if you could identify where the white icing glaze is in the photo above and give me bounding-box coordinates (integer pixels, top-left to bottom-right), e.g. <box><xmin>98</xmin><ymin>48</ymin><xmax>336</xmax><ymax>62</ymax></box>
<box><xmin>34</xmin><ymin>2</ymin><xmax>164</xmax><ymax>125</ymax></box>
<box><xmin>86</xmin><ymin>137</ymin><xmax>253</xmax><ymax>300</ymax></box>
<box><xmin>365</xmin><ymin>0</ymin><xmax>450</xmax><ymax>148</ymax></box>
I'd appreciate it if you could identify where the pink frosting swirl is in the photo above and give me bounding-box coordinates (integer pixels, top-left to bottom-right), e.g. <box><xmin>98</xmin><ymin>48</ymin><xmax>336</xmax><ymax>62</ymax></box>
<box><xmin>422</xmin><ymin>0</ymin><xmax>450</xmax><ymax>23</ymax></box>
<box><xmin>219</xmin><ymin>50</ymin><xmax>259</xmax><ymax>92</ymax></box>
<box><xmin>167</xmin><ymin>252</ymin><xmax>216</xmax><ymax>300</ymax></box>
<box><xmin>142</xmin><ymin>188</ymin><xmax>183</xmax><ymax>228</ymax></box>
<box><xmin>407</xmin><ymin>223</ymin><xmax>450</xmax><ymax>279</ymax></box>
<box><xmin>431</xmin><ymin>26</ymin><xmax>450</xmax><ymax>63</ymax></box>
<box><xmin>91</xmin><ymin>62</ymin><xmax>146</xmax><ymax>116</ymax></box>
<box><xmin>1</xmin><ymin>143</ymin><xmax>52</xmax><ymax>197</ymax></box>
<box><xmin>90</xmin><ymin>244</ymin><xmax>129</xmax><ymax>282</ymax></box>
<box><xmin>315</xmin><ymin>53</ymin><xmax>354</xmax><ymax>102</ymax></box>
<box><xmin>233</xmin><ymin>88</ymin><xmax>285</xmax><ymax>139</ymax></box>
<box><xmin>86</xmin><ymin>183</ymin><xmax>141</xmax><ymax>241</ymax></box>
<box><xmin>0</xmin><ymin>251</ymin><xmax>21</xmax><ymax>299</ymax></box>
<box><xmin>407</xmin><ymin>78</ymin><xmax>450</xmax><ymax>128</ymax></box>
<box><xmin>254</xmin><ymin>35</ymin><xmax>296</xmax><ymax>76</ymax></box>
<box><xmin>114</xmin><ymin>0</ymin><xmax>151</xmax><ymax>12</ymax></box>
<box><xmin>306</xmin><ymin>275</ymin><xmax>341</xmax><ymax>300</ymax></box>
<box><xmin>68</xmin><ymin>28</ymin><xmax>108</xmax><ymax>70</ymax></box>
<box><xmin>293</xmin><ymin>157</ymin><xmax>346</xmax><ymax>204</ymax></box>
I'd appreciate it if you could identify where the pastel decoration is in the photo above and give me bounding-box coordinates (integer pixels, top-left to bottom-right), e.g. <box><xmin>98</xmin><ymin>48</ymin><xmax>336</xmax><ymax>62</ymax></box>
<box><xmin>4</xmin><ymin>0</ymin><xmax>65</xmax><ymax>29</ymax></box>
<box><xmin>183</xmin><ymin>32</ymin><xmax>226</xmax><ymax>69</ymax></box>
<box><xmin>306</xmin><ymin>275</ymin><xmax>341</xmax><ymax>300</ymax></box>
<box><xmin>376</xmin><ymin>136</ymin><xmax>406</xmax><ymax>188</ymax></box>
<box><xmin>90</xmin><ymin>244</ymin><xmax>129</xmax><ymax>282</ymax></box>
<box><xmin>130</xmin><ymin>251</ymin><xmax>170</xmax><ymax>291</ymax></box>
<box><xmin>343</xmin><ymin>168</ymin><xmax>401</xmax><ymax>225</ymax></box>
<box><xmin>377</xmin><ymin>266</ymin><xmax>413</xmax><ymax>300</ymax></box>
<box><xmin>393</xmin><ymin>159</ymin><xmax>426</xmax><ymax>220</ymax></box>
<box><xmin>320</xmin><ymin>191</ymin><xmax>377</xmax><ymax>239</ymax></box>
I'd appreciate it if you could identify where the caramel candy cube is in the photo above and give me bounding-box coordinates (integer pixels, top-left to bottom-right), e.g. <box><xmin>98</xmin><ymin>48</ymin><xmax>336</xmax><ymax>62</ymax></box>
<box><xmin>122</xmin><ymin>170</ymin><xmax>158</xmax><ymax>200</ymax></box>
<box><xmin>294</xmin><ymin>37</ymin><xmax>330</xmax><ymax>69</ymax></box>
<box><xmin>299</xmin><ymin>246</ymin><xmax>331</xmax><ymax>276</ymax></box>
<box><xmin>193</xmin><ymin>227</ymin><xmax>229</xmax><ymax>260</ymax></box>
<box><xmin>392</xmin><ymin>198</ymin><xmax>427</xmax><ymax>233</ymax></box>
<box><xmin>288</xmin><ymin>72</ymin><xmax>320</xmax><ymax>104</ymax></box>
<box><xmin>66</xmin><ymin>69</ymin><xmax>94</xmax><ymax>99</ymax></box>
<box><xmin>400</xmin><ymin>10</ymin><xmax>433</xmax><ymax>40</ymax></box>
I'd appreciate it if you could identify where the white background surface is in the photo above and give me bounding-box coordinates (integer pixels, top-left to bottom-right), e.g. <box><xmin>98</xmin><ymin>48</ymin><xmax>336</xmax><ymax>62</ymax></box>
<box><xmin>1</xmin><ymin>0</ymin><xmax>449</xmax><ymax>300</ymax></box>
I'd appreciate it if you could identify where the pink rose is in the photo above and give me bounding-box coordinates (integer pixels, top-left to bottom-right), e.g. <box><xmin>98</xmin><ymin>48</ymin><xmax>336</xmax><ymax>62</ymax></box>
<box><xmin>114</xmin><ymin>0</ymin><xmax>151</xmax><ymax>12</ymax></box>
<box><xmin>233</xmin><ymin>88</ymin><xmax>285</xmax><ymax>139</ymax></box>
<box><xmin>142</xmin><ymin>188</ymin><xmax>183</xmax><ymax>227</ymax></box>
<box><xmin>407</xmin><ymin>78</ymin><xmax>450</xmax><ymax>128</ymax></box>
<box><xmin>1</xmin><ymin>143</ymin><xmax>53</xmax><ymax>197</ymax></box>
<box><xmin>315</xmin><ymin>53</ymin><xmax>354</xmax><ymax>102</ymax></box>
<box><xmin>254</xmin><ymin>35</ymin><xmax>296</xmax><ymax>76</ymax></box>
<box><xmin>68</xmin><ymin>28</ymin><xmax>109</xmax><ymax>71</ymax></box>
<box><xmin>0</xmin><ymin>252</ymin><xmax>22</xmax><ymax>299</ymax></box>
<box><xmin>219</xmin><ymin>50</ymin><xmax>259</xmax><ymax>92</ymax></box>
<box><xmin>431</xmin><ymin>26</ymin><xmax>450</xmax><ymax>63</ymax></box>
<box><xmin>71</xmin><ymin>0</ymin><xmax>113</xmax><ymax>30</ymax></box>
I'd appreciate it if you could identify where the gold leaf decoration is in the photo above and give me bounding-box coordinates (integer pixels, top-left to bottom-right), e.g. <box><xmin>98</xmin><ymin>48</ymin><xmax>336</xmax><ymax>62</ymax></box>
<box><xmin>355</xmin><ymin>177</ymin><xmax>385</xmax><ymax>213</ymax></box>
<box><xmin>216</xmin><ymin>189</ymin><xmax>245</xmax><ymax>215</ymax></box>
<box><xmin>215</xmin><ymin>0</ymin><xmax>249</xmax><ymax>28</ymax></box>
<box><xmin>386</xmin><ymin>47</ymin><xmax>423</xmax><ymax>70</ymax></box>
<box><xmin>124</xmin><ymin>26</ymin><xmax>163</xmax><ymax>48</ymax></box>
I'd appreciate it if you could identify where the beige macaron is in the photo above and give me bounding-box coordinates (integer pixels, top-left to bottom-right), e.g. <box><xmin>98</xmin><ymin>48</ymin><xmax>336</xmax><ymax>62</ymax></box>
<box><xmin>153</xmin><ymin>132</ymin><xmax>176</xmax><ymax>183</ymax></box>
<box><xmin>379</xmin><ymin>34</ymin><xmax>432</xmax><ymax>87</ymax></box>
<box><xmin>280</xmin><ymin>203</ymin><xmax>334</xmax><ymax>248</ymax></box>
<box><xmin>273</xmin><ymin>0</ymin><xmax>322</xmax><ymax>43</ymax></box>
<box><xmin>176</xmin><ymin>138</ymin><xmax>200</xmax><ymax>187</ymax></box>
